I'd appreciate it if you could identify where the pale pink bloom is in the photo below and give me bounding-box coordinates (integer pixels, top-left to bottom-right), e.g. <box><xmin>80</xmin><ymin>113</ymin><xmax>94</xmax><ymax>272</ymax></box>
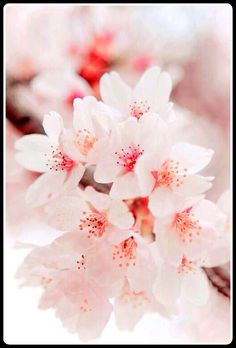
<box><xmin>182</xmin><ymin>284</ymin><xmax>230</xmax><ymax>343</ymax></box>
<box><xmin>46</xmin><ymin>186</ymin><xmax>134</xmax><ymax>241</ymax></box>
<box><xmin>8</xmin><ymin>70</ymin><xmax>93</xmax><ymax>128</ymax></box>
<box><xmin>16</xmin><ymin>232</ymin><xmax>113</xmax><ymax>341</ymax></box>
<box><xmin>15</xmin><ymin>111</ymin><xmax>85</xmax><ymax>207</ymax></box>
<box><xmin>6</xmin><ymin>120</ymin><xmax>62</xmax><ymax>246</ymax></box>
<box><xmin>113</xmin><ymin>280</ymin><xmax>174</xmax><ymax>331</ymax></box>
<box><xmin>87</xmin><ymin>229</ymin><xmax>156</xmax><ymax>295</ymax></box>
<box><xmin>61</xmin><ymin>96</ymin><xmax>116</xmax><ymax>166</ymax></box>
<box><xmin>31</xmin><ymin>69</ymin><xmax>92</xmax><ymax>108</ymax></box>
<box><xmin>5</xmin><ymin>4</ymin><xmax>80</xmax><ymax>79</ymax></box>
<box><xmin>154</xmin><ymin>196</ymin><xmax>226</xmax><ymax>265</ymax></box>
<box><xmin>152</xmin><ymin>247</ymin><xmax>210</xmax><ymax>307</ymax></box>
<box><xmin>94</xmin><ymin>114</ymin><xmax>170</xmax><ymax>200</ymax></box>
<box><xmin>200</xmin><ymin>190</ymin><xmax>231</xmax><ymax>267</ymax></box>
<box><xmin>135</xmin><ymin>142</ymin><xmax>214</xmax><ymax>217</ymax></box>
<box><xmin>100</xmin><ymin>66</ymin><xmax>174</xmax><ymax>121</ymax></box>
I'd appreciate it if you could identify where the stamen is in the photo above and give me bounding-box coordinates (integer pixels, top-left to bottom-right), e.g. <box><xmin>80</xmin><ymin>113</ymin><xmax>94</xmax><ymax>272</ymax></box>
<box><xmin>112</xmin><ymin>236</ymin><xmax>137</xmax><ymax>268</ymax></box>
<box><xmin>177</xmin><ymin>256</ymin><xmax>196</xmax><ymax>274</ymax></box>
<box><xmin>74</xmin><ymin>129</ymin><xmax>97</xmax><ymax>156</ymax></box>
<box><xmin>121</xmin><ymin>287</ymin><xmax>149</xmax><ymax>309</ymax></box>
<box><xmin>129</xmin><ymin>100</ymin><xmax>150</xmax><ymax>119</ymax></box>
<box><xmin>152</xmin><ymin>160</ymin><xmax>187</xmax><ymax>189</ymax></box>
<box><xmin>174</xmin><ymin>209</ymin><xmax>202</xmax><ymax>243</ymax></box>
<box><xmin>79</xmin><ymin>212</ymin><xmax>108</xmax><ymax>238</ymax></box>
<box><xmin>45</xmin><ymin>146</ymin><xmax>74</xmax><ymax>172</ymax></box>
<box><xmin>115</xmin><ymin>145</ymin><xmax>144</xmax><ymax>171</ymax></box>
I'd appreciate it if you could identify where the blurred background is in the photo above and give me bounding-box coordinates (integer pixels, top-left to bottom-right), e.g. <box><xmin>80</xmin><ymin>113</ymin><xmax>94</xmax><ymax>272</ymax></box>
<box><xmin>4</xmin><ymin>4</ymin><xmax>232</xmax><ymax>344</ymax></box>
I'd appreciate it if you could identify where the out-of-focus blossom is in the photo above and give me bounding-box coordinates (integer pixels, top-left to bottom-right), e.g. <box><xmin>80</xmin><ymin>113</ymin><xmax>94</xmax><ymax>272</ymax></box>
<box><xmin>16</xmin><ymin>231</ymin><xmax>113</xmax><ymax>341</ymax></box>
<box><xmin>7</xmin><ymin>70</ymin><xmax>93</xmax><ymax>127</ymax></box>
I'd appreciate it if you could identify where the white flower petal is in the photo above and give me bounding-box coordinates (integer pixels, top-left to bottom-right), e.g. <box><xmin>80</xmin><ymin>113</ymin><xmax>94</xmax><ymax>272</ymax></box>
<box><xmin>83</xmin><ymin>186</ymin><xmax>111</xmax><ymax>211</ymax></box>
<box><xmin>135</xmin><ymin>154</ymin><xmax>160</xmax><ymax>196</ymax></box>
<box><xmin>192</xmin><ymin>199</ymin><xmax>226</xmax><ymax>232</ymax></box>
<box><xmin>133</xmin><ymin>67</ymin><xmax>172</xmax><ymax>114</ymax></box>
<box><xmin>170</xmin><ymin>142</ymin><xmax>214</xmax><ymax>175</ymax></box>
<box><xmin>108</xmin><ymin>200</ymin><xmax>134</xmax><ymax>229</ymax></box>
<box><xmin>15</xmin><ymin>151</ymin><xmax>48</xmax><ymax>172</ymax></box>
<box><xmin>73</xmin><ymin>96</ymin><xmax>97</xmax><ymax>132</ymax></box>
<box><xmin>62</xmin><ymin>165</ymin><xmax>85</xmax><ymax>193</ymax></box>
<box><xmin>156</xmin><ymin>226</ymin><xmax>183</xmax><ymax>266</ymax></box>
<box><xmin>153</xmin><ymin>262</ymin><xmax>181</xmax><ymax>306</ymax></box>
<box><xmin>93</xmin><ymin>152</ymin><xmax>120</xmax><ymax>183</ymax></box>
<box><xmin>149</xmin><ymin>188</ymin><xmax>184</xmax><ymax>218</ymax></box>
<box><xmin>174</xmin><ymin>175</ymin><xmax>213</xmax><ymax>197</ymax></box>
<box><xmin>110</xmin><ymin>172</ymin><xmax>141</xmax><ymax>200</ymax></box>
<box><xmin>42</xmin><ymin>111</ymin><xmax>63</xmax><ymax>143</ymax></box>
<box><xmin>26</xmin><ymin>171</ymin><xmax>67</xmax><ymax>207</ymax></box>
<box><xmin>15</xmin><ymin>134</ymin><xmax>51</xmax><ymax>152</ymax></box>
<box><xmin>46</xmin><ymin>195</ymin><xmax>88</xmax><ymax>231</ymax></box>
<box><xmin>182</xmin><ymin>270</ymin><xmax>210</xmax><ymax>306</ymax></box>
<box><xmin>100</xmin><ymin>71</ymin><xmax>132</xmax><ymax>114</ymax></box>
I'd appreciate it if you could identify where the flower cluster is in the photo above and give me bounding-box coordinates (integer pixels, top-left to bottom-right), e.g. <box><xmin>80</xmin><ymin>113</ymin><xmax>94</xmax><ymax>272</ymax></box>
<box><xmin>15</xmin><ymin>67</ymin><xmax>229</xmax><ymax>341</ymax></box>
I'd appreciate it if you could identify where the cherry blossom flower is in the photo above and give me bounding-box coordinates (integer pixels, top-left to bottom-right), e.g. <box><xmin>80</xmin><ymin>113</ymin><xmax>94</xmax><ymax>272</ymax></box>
<box><xmin>46</xmin><ymin>186</ymin><xmax>134</xmax><ymax>241</ymax></box>
<box><xmin>60</xmin><ymin>96</ymin><xmax>117</xmax><ymax>166</ymax></box>
<box><xmin>113</xmin><ymin>280</ymin><xmax>174</xmax><ymax>331</ymax></box>
<box><xmin>16</xmin><ymin>232</ymin><xmax>113</xmax><ymax>341</ymax></box>
<box><xmin>152</xmin><ymin>251</ymin><xmax>210</xmax><ymax>307</ymax></box>
<box><xmin>135</xmin><ymin>142</ymin><xmax>214</xmax><ymax>217</ymax></box>
<box><xmin>94</xmin><ymin>114</ymin><xmax>170</xmax><ymax>199</ymax></box>
<box><xmin>8</xmin><ymin>70</ymin><xmax>94</xmax><ymax>128</ymax></box>
<box><xmin>153</xmin><ymin>196</ymin><xmax>227</xmax><ymax>265</ymax></box>
<box><xmin>15</xmin><ymin>111</ymin><xmax>85</xmax><ymax>206</ymax></box>
<box><xmin>100</xmin><ymin>66</ymin><xmax>174</xmax><ymax>121</ymax></box>
<box><xmin>200</xmin><ymin>190</ymin><xmax>231</xmax><ymax>267</ymax></box>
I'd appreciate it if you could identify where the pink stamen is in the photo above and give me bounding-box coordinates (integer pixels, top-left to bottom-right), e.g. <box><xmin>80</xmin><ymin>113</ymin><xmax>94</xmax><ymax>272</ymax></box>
<box><xmin>174</xmin><ymin>209</ymin><xmax>202</xmax><ymax>243</ymax></box>
<box><xmin>79</xmin><ymin>211</ymin><xmax>108</xmax><ymax>239</ymax></box>
<box><xmin>45</xmin><ymin>146</ymin><xmax>74</xmax><ymax>172</ymax></box>
<box><xmin>112</xmin><ymin>236</ymin><xmax>137</xmax><ymax>268</ymax></box>
<box><xmin>129</xmin><ymin>100</ymin><xmax>150</xmax><ymax>119</ymax></box>
<box><xmin>152</xmin><ymin>160</ymin><xmax>187</xmax><ymax>189</ymax></box>
<box><xmin>178</xmin><ymin>256</ymin><xmax>196</xmax><ymax>274</ymax></box>
<box><xmin>115</xmin><ymin>145</ymin><xmax>144</xmax><ymax>171</ymax></box>
<box><xmin>74</xmin><ymin>129</ymin><xmax>97</xmax><ymax>156</ymax></box>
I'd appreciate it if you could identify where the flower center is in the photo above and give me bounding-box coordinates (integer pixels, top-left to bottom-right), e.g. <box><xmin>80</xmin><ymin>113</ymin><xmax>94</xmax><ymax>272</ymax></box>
<box><xmin>79</xmin><ymin>211</ymin><xmax>108</xmax><ymax>238</ymax></box>
<box><xmin>115</xmin><ymin>145</ymin><xmax>144</xmax><ymax>171</ymax></box>
<box><xmin>177</xmin><ymin>256</ymin><xmax>195</xmax><ymax>274</ymax></box>
<box><xmin>152</xmin><ymin>160</ymin><xmax>187</xmax><ymax>189</ymax></box>
<box><xmin>45</xmin><ymin>146</ymin><xmax>74</xmax><ymax>172</ymax></box>
<box><xmin>129</xmin><ymin>100</ymin><xmax>150</xmax><ymax>119</ymax></box>
<box><xmin>112</xmin><ymin>236</ymin><xmax>137</xmax><ymax>268</ymax></box>
<box><xmin>74</xmin><ymin>129</ymin><xmax>97</xmax><ymax>156</ymax></box>
<box><xmin>174</xmin><ymin>209</ymin><xmax>202</xmax><ymax>243</ymax></box>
